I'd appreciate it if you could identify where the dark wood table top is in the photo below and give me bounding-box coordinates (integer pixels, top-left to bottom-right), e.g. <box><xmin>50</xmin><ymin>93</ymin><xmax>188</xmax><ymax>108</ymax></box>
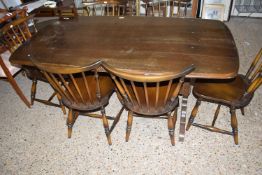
<box><xmin>10</xmin><ymin>16</ymin><xmax>239</xmax><ymax>79</ymax></box>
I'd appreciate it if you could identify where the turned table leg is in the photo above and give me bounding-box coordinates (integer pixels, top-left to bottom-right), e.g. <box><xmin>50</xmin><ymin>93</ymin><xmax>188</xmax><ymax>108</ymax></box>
<box><xmin>179</xmin><ymin>96</ymin><xmax>188</xmax><ymax>142</ymax></box>
<box><xmin>178</xmin><ymin>81</ymin><xmax>191</xmax><ymax>142</ymax></box>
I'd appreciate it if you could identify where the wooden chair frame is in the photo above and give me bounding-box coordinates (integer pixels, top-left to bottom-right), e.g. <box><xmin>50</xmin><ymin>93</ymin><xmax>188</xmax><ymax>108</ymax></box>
<box><xmin>0</xmin><ymin>16</ymin><xmax>37</xmax><ymax>108</ymax></box>
<box><xmin>35</xmin><ymin>60</ymin><xmax>124</xmax><ymax>145</ymax></box>
<box><xmin>186</xmin><ymin>48</ymin><xmax>262</xmax><ymax>145</ymax></box>
<box><xmin>0</xmin><ymin>56</ymin><xmax>30</xmax><ymax>107</ymax></box>
<box><xmin>145</xmin><ymin>0</ymin><xmax>191</xmax><ymax>17</ymax></box>
<box><xmin>85</xmin><ymin>1</ymin><xmax>125</xmax><ymax>16</ymax></box>
<box><xmin>0</xmin><ymin>15</ymin><xmax>66</xmax><ymax>111</ymax></box>
<box><xmin>103</xmin><ymin>63</ymin><xmax>194</xmax><ymax>145</ymax></box>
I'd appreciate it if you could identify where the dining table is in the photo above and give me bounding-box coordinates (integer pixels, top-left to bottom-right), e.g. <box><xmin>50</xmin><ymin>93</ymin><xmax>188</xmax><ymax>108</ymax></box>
<box><xmin>9</xmin><ymin>16</ymin><xmax>239</xmax><ymax>141</ymax></box>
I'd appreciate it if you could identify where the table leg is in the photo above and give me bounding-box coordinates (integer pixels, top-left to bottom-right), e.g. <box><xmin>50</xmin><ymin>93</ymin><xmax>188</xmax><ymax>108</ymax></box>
<box><xmin>179</xmin><ymin>96</ymin><xmax>188</xmax><ymax>142</ymax></box>
<box><xmin>178</xmin><ymin>81</ymin><xmax>192</xmax><ymax>142</ymax></box>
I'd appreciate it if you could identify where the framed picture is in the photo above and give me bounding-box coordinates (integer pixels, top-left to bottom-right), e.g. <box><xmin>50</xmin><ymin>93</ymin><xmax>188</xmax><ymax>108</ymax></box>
<box><xmin>202</xmin><ymin>4</ymin><xmax>225</xmax><ymax>21</ymax></box>
<box><xmin>200</xmin><ymin>0</ymin><xmax>233</xmax><ymax>21</ymax></box>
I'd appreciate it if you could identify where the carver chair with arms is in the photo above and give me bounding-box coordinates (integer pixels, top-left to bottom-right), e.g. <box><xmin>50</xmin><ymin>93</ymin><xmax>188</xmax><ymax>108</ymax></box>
<box><xmin>0</xmin><ymin>16</ymin><xmax>36</xmax><ymax>108</ymax></box>
<box><xmin>34</xmin><ymin>60</ymin><xmax>121</xmax><ymax>145</ymax></box>
<box><xmin>186</xmin><ymin>48</ymin><xmax>262</xmax><ymax>145</ymax></box>
<box><xmin>103</xmin><ymin>63</ymin><xmax>194</xmax><ymax>145</ymax></box>
<box><xmin>0</xmin><ymin>15</ymin><xmax>65</xmax><ymax>112</ymax></box>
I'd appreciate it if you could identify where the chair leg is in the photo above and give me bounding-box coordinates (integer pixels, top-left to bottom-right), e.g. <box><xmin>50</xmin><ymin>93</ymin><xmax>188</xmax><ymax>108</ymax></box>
<box><xmin>109</xmin><ymin>106</ymin><xmax>124</xmax><ymax>133</ymax></box>
<box><xmin>0</xmin><ymin>58</ymin><xmax>30</xmax><ymax>108</ymax></box>
<box><xmin>212</xmin><ymin>104</ymin><xmax>221</xmax><ymax>126</ymax></box>
<box><xmin>31</xmin><ymin>79</ymin><xmax>37</xmax><ymax>105</ymax></box>
<box><xmin>67</xmin><ymin>108</ymin><xmax>73</xmax><ymax>138</ymax></box>
<box><xmin>168</xmin><ymin>112</ymin><xmax>175</xmax><ymax>146</ymax></box>
<box><xmin>101</xmin><ymin>108</ymin><xmax>112</xmax><ymax>145</ymax></box>
<box><xmin>240</xmin><ymin>107</ymin><xmax>245</xmax><ymax>116</ymax></box>
<box><xmin>230</xmin><ymin>108</ymin><xmax>238</xmax><ymax>145</ymax></box>
<box><xmin>186</xmin><ymin>100</ymin><xmax>201</xmax><ymax>131</ymax></box>
<box><xmin>56</xmin><ymin>93</ymin><xmax>66</xmax><ymax>115</ymax></box>
<box><xmin>125</xmin><ymin>111</ymin><xmax>133</xmax><ymax>142</ymax></box>
<box><xmin>177</xmin><ymin>3</ymin><xmax>181</xmax><ymax>16</ymax></box>
<box><xmin>173</xmin><ymin>108</ymin><xmax>177</xmax><ymax>128</ymax></box>
<box><xmin>5</xmin><ymin>73</ymin><xmax>31</xmax><ymax>108</ymax></box>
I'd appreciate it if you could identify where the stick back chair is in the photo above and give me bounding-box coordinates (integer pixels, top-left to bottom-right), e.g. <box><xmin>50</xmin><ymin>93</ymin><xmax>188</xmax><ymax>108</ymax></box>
<box><xmin>58</xmin><ymin>6</ymin><xmax>78</xmax><ymax>20</ymax></box>
<box><xmin>54</xmin><ymin>0</ymin><xmax>78</xmax><ymax>20</ymax></box>
<box><xmin>186</xmin><ymin>48</ymin><xmax>262</xmax><ymax>145</ymax></box>
<box><xmin>174</xmin><ymin>0</ymin><xmax>191</xmax><ymax>17</ymax></box>
<box><xmin>0</xmin><ymin>15</ymin><xmax>65</xmax><ymax>111</ymax></box>
<box><xmin>145</xmin><ymin>0</ymin><xmax>174</xmax><ymax>17</ymax></box>
<box><xmin>0</xmin><ymin>16</ymin><xmax>36</xmax><ymax>108</ymax></box>
<box><xmin>34</xmin><ymin>61</ymin><xmax>117</xmax><ymax>145</ymax></box>
<box><xmin>103</xmin><ymin>63</ymin><xmax>194</xmax><ymax>145</ymax></box>
<box><xmin>84</xmin><ymin>0</ymin><xmax>125</xmax><ymax>16</ymax></box>
<box><xmin>145</xmin><ymin>0</ymin><xmax>191</xmax><ymax>17</ymax></box>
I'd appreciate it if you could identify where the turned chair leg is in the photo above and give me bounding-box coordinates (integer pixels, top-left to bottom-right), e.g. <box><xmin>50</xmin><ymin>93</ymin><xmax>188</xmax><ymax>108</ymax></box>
<box><xmin>101</xmin><ymin>108</ymin><xmax>112</xmax><ymax>145</ymax></box>
<box><xmin>56</xmin><ymin>93</ymin><xmax>66</xmax><ymax>115</ymax></box>
<box><xmin>67</xmin><ymin>108</ymin><xmax>73</xmax><ymax>138</ymax></box>
<box><xmin>173</xmin><ymin>108</ymin><xmax>177</xmax><ymax>129</ymax></box>
<box><xmin>168</xmin><ymin>112</ymin><xmax>175</xmax><ymax>146</ymax></box>
<box><xmin>212</xmin><ymin>104</ymin><xmax>221</xmax><ymax>126</ymax></box>
<box><xmin>240</xmin><ymin>107</ymin><xmax>245</xmax><ymax>116</ymax></box>
<box><xmin>186</xmin><ymin>100</ymin><xmax>201</xmax><ymax>130</ymax></box>
<box><xmin>230</xmin><ymin>108</ymin><xmax>238</xmax><ymax>145</ymax></box>
<box><xmin>31</xmin><ymin>79</ymin><xmax>37</xmax><ymax>105</ymax></box>
<box><xmin>125</xmin><ymin>111</ymin><xmax>133</xmax><ymax>142</ymax></box>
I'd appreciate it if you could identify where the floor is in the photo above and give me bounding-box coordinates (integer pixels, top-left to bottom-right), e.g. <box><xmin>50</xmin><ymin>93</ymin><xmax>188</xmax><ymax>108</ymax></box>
<box><xmin>0</xmin><ymin>17</ymin><xmax>261</xmax><ymax>175</ymax></box>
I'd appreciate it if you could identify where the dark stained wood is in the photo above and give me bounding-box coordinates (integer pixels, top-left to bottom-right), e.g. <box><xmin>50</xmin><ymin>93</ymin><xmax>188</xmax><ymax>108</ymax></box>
<box><xmin>0</xmin><ymin>8</ymin><xmax>27</xmax><ymax>24</ymax></box>
<box><xmin>1</xmin><ymin>15</ymin><xmax>65</xmax><ymax>110</ymax></box>
<box><xmin>0</xmin><ymin>16</ymin><xmax>33</xmax><ymax>108</ymax></box>
<box><xmin>35</xmin><ymin>60</ymin><xmax>121</xmax><ymax>145</ymax></box>
<box><xmin>103</xmin><ymin>62</ymin><xmax>194</xmax><ymax>145</ymax></box>
<box><xmin>10</xmin><ymin>16</ymin><xmax>239</xmax><ymax>79</ymax></box>
<box><xmin>186</xmin><ymin>48</ymin><xmax>262</xmax><ymax>145</ymax></box>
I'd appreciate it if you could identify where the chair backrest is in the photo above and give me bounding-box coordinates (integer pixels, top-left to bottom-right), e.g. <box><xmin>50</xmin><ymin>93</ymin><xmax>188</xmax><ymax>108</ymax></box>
<box><xmin>147</xmin><ymin>0</ymin><xmax>173</xmax><ymax>17</ymax></box>
<box><xmin>0</xmin><ymin>16</ymin><xmax>33</xmax><ymax>53</ymax></box>
<box><xmin>85</xmin><ymin>0</ymin><xmax>124</xmax><ymax>16</ymax></box>
<box><xmin>34</xmin><ymin>61</ymin><xmax>114</xmax><ymax>110</ymax></box>
<box><xmin>245</xmin><ymin>48</ymin><xmax>262</xmax><ymax>94</ymax></box>
<box><xmin>125</xmin><ymin>0</ymin><xmax>136</xmax><ymax>16</ymax></box>
<box><xmin>146</xmin><ymin>0</ymin><xmax>191</xmax><ymax>17</ymax></box>
<box><xmin>103</xmin><ymin>63</ymin><xmax>194</xmax><ymax>115</ymax></box>
<box><xmin>58</xmin><ymin>5</ymin><xmax>78</xmax><ymax>20</ymax></box>
<box><xmin>174</xmin><ymin>0</ymin><xmax>191</xmax><ymax>17</ymax></box>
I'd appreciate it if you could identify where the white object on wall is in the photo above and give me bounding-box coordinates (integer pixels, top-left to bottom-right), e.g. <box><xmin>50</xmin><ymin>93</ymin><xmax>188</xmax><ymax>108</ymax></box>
<box><xmin>1</xmin><ymin>0</ymin><xmax>22</xmax><ymax>8</ymax></box>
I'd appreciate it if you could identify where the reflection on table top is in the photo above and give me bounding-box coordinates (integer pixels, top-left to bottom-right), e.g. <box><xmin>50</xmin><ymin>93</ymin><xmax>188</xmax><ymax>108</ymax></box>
<box><xmin>10</xmin><ymin>16</ymin><xmax>239</xmax><ymax>79</ymax></box>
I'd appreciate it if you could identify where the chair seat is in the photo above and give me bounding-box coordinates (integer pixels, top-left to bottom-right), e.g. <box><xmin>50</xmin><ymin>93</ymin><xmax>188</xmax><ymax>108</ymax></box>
<box><xmin>62</xmin><ymin>73</ymin><xmax>114</xmax><ymax>111</ymax></box>
<box><xmin>193</xmin><ymin>75</ymin><xmax>248</xmax><ymax>105</ymax></box>
<box><xmin>0</xmin><ymin>50</ymin><xmax>20</xmax><ymax>77</ymax></box>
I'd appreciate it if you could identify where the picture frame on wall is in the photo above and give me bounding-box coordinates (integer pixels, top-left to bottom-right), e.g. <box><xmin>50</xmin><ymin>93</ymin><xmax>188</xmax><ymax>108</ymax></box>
<box><xmin>202</xmin><ymin>4</ymin><xmax>224</xmax><ymax>21</ymax></box>
<box><xmin>200</xmin><ymin>0</ymin><xmax>234</xmax><ymax>21</ymax></box>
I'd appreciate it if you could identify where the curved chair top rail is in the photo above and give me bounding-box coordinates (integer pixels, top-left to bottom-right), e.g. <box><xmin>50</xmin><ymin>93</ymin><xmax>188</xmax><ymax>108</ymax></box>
<box><xmin>33</xmin><ymin>60</ymin><xmax>103</xmax><ymax>74</ymax></box>
<box><xmin>0</xmin><ymin>15</ymin><xmax>35</xmax><ymax>35</ymax></box>
<box><xmin>103</xmin><ymin>62</ymin><xmax>195</xmax><ymax>82</ymax></box>
<box><xmin>0</xmin><ymin>15</ymin><xmax>35</xmax><ymax>53</ymax></box>
<box><xmin>245</xmin><ymin>48</ymin><xmax>262</xmax><ymax>94</ymax></box>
